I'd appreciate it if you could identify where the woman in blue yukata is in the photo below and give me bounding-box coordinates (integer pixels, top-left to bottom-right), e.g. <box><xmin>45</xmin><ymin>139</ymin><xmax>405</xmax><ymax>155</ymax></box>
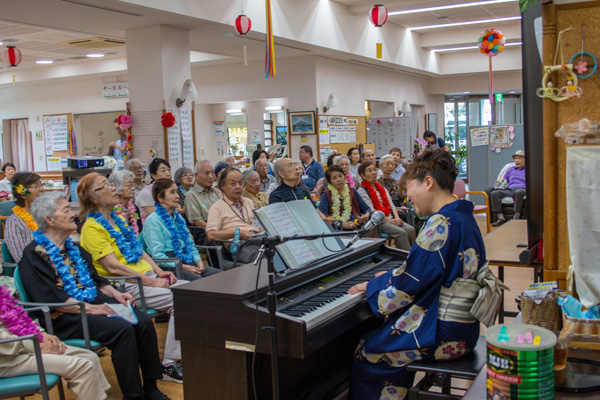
<box><xmin>347</xmin><ymin>148</ymin><xmax>489</xmax><ymax>400</ymax></box>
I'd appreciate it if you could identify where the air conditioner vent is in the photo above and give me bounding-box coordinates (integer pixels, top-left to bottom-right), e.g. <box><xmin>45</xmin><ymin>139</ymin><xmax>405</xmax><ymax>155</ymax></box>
<box><xmin>61</xmin><ymin>37</ymin><xmax>125</xmax><ymax>49</ymax></box>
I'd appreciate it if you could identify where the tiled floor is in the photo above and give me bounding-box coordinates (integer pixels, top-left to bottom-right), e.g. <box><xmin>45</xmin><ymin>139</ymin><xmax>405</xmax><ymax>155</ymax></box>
<box><xmin>11</xmin><ymin>214</ymin><xmax>531</xmax><ymax>400</ymax></box>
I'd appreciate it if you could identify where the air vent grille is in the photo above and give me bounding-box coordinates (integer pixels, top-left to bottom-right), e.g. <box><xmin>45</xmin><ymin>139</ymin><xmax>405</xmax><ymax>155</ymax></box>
<box><xmin>61</xmin><ymin>37</ymin><xmax>125</xmax><ymax>49</ymax></box>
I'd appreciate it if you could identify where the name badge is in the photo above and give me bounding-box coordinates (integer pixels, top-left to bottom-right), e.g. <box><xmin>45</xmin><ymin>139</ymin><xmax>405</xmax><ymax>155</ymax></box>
<box><xmin>301</xmin><ymin>175</ymin><xmax>309</xmax><ymax>180</ymax></box>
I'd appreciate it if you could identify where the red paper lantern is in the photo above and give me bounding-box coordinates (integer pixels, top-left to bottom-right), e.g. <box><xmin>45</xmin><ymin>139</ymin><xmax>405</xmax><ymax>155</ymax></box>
<box><xmin>235</xmin><ymin>14</ymin><xmax>252</xmax><ymax>35</ymax></box>
<box><xmin>369</xmin><ymin>4</ymin><xmax>388</xmax><ymax>27</ymax></box>
<box><xmin>2</xmin><ymin>46</ymin><xmax>22</xmax><ymax>67</ymax></box>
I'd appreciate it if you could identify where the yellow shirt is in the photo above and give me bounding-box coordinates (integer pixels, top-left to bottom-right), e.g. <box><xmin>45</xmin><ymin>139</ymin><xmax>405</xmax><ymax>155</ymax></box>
<box><xmin>81</xmin><ymin>216</ymin><xmax>152</xmax><ymax>277</ymax></box>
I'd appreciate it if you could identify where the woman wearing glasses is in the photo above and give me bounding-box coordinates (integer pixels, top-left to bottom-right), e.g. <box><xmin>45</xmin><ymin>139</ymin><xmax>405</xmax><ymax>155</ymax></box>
<box><xmin>4</xmin><ymin>172</ymin><xmax>45</xmax><ymax>262</ymax></box>
<box><xmin>173</xmin><ymin>167</ymin><xmax>194</xmax><ymax>218</ymax></box>
<box><xmin>109</xmin><ymin>170</ymin><xmax>143</xmax><ymax>235</ymax></box>
<box><xmin>78</xmin><ymin>173</ymin><xmax>186</xmax><ymax>383</ymax></box>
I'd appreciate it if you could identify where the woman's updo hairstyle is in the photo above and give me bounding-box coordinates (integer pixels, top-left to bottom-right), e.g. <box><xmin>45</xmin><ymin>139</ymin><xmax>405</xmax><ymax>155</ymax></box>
<box><xmin>11</xmin><ymin>172</ymin><xmax>41</xmax><ymax>207</ymax></box>
<box><xmin>152</xmin><ymin>178</ymin><xmax>177</xmax><ymax>203</ymax></box>
<box><xmin>404</xmin><ymin>148</ymin><xmax>457</xmax><ymax>193</ymax></box>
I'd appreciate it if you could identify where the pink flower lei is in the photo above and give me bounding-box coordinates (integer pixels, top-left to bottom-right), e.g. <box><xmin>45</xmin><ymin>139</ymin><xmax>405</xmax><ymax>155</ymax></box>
<box><xmin>114</xmin><ymin>200</ymin><xmax>140</xmax><ymax>235</ymax></box>
<box><xmin>0</xmin><ymin>285</ymin><xmax>43</xmax><ymax>341</ymax></box>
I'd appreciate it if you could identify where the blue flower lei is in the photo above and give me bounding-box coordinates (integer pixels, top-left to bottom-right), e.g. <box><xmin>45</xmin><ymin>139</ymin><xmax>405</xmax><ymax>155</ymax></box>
<box><xmin>33</xmin><ymin>231</ymin><xmax>97</xmax><ymax>302</ymax></box>
<box><xmin>154</xmin><ymin>203</ymin><xmax>196</xmax><ymax>264</ymax></box>
<box><xmin>88</xmin><ymin>212</ymin><xmax>144</xmax><ymax>264</ymax></box>
<box><xmin>230</xmin><ymin>228</ymin><xmax>241</xmax><ymax>255</ymax></box>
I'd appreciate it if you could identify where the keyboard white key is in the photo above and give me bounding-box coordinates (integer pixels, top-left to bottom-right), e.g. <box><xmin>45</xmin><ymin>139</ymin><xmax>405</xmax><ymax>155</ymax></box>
<box><xmin>298</xmin><ymin>293</ymin><xmax>364</xmax><ymax>330</ymax></box>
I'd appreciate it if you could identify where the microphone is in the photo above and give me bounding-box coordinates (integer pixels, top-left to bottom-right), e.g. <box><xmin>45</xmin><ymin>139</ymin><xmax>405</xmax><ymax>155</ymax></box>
<box><xmin>345</xmin><ymin>210</ymin><xmax>385</xmax><ymax>248</ymax></box>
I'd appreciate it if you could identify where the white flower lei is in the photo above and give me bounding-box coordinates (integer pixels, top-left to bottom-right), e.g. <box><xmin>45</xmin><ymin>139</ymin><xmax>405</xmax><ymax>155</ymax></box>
<box><xmin>328</xmin><ymin>184</ymin><xmax>352</xmax><ymax>222</ymax></box>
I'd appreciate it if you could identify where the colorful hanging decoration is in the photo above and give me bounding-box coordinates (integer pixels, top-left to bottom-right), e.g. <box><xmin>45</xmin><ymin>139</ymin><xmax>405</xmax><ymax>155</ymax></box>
<box><xmin>2</xmin><ymin>46</ymin><xmax>22</xmax><ymax>67</ymax></box>
<box><xmin>478</xmin><ymin>28</ymin><xmax>505</xmax><ymax>109</ymax></box>
<box><xmin>265</xmin><ymin>0</ymin><xmax>276</xmax><ymax>79</ymax></box>
<box><xmin>235</xmin><ymin>14</ymin><xmax>252</xmax><ymax>66</ymax></box>
<box><xmin>569</xmin><ymin>24</ymin><xmax>597</xmax><ymax>79</ymax></box>
<box><xmin>68</xmin><ymin>123</ymin><xmax>77</xmax><ymax>156</ymax></box>
<box><xmin>369</xmin><ymin>4</ymin><xmax>388</xmax><ymax>59</ymax></box>
<box><xmin>537</xmin><ymin>27</ymin><xmax>582</xmax><ymax>103</ymax></box>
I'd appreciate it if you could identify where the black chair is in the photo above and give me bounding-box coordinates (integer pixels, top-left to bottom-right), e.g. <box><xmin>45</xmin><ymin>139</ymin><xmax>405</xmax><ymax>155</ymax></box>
<box><xmin>407</xmin><ymin>336</ymin><xmax>487</xmax><ymax>400</ymax></box>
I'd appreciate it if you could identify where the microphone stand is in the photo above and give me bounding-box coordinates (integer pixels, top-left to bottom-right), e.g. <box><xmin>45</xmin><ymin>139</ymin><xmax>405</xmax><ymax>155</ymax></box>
<box><xmin>247</xmin><ymin>229</ymin><xmax>360</xmax><ymax>400</ymax></box>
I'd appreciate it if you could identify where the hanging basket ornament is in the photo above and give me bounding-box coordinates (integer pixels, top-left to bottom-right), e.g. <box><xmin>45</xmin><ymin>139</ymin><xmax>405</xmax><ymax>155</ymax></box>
<box><xmin>234</xmin><ymin>14</ymin><xmax>252</xmax><ymax>66</ymax></box>
<box><xmin>369</xmin><ymin>4</ymin><xmax>388</xmax><ymax>59</ymax></box>
<box><xmin>2</xmin><ymin>46</ymin><xmax>22</xmax><ymax>67</ymax></box>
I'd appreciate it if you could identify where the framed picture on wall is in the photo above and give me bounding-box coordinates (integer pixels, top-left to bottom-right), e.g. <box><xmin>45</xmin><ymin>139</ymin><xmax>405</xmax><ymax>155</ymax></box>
<box><xmin>276</xmin><ymin>126</ymin><xmax>288</xmax><ymax>144</ymax></box>
<box><xmin>289</xmin><ymin>111</ymin><xmax>316</xmax><ymax>135</ymax></box>
<box><xmin>427</xmin><ymin>113</ymin><xmax>438</xmax><ymax>134</ymax></box>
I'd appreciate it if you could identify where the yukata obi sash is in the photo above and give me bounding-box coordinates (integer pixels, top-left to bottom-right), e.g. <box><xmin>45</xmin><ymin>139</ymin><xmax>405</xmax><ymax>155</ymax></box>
<box><xmin>437</xmin><ymin>261</ymin><xmax>509</xmax><ymax>327</ymax></box>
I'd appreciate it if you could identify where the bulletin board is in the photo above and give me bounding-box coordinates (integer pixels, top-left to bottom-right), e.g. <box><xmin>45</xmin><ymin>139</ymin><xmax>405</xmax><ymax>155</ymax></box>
<box><xmin>366</xmin><ymin>116</ymin><xmax>412</xmax><ymax>159</ymax></box>
<box><xmin>43</xmin><ymin>113</ymin><xmax>73</xmax><ymax>171</ymax></box>
<box><xmin>542</xmin><ymin>1</ymin><xmax>600</xmax><ymax>288</ymax></box>
<box><xmin>316</xmin><ymin>115</ymin><xmax>372</xmax><ymax>163</ymax></box>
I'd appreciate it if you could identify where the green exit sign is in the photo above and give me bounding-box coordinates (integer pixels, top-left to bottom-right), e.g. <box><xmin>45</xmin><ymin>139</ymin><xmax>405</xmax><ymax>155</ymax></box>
<box><xmin>494</xmin><ymin>93</ymin><xmax>503</xmax><ymax>102</ymax></box>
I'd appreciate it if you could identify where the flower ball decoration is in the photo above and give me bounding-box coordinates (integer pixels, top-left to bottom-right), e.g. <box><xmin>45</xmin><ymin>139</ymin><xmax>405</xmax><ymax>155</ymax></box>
<box><xmin>478</xmin><ymin>28</ymin><xmax>505</xmax><ymax>57</ymax></box>
<box><xmin>117</xmin><ymin>114</ymin><xmax>132</xmax><ymax>130</ymax></box>
<box><xmin>161</xmin><ymin>112</ymin><xmax>176</xmax><ymax>128</ymax></box>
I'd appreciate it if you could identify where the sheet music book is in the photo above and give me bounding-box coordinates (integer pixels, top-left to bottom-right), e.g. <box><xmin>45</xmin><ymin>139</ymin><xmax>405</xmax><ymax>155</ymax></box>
<box><xmin>106</xmin><ymin>301</ymin><xmax>138</xmax><ymax>324</ymax></box>
<box><xmin>253</xmin><ymin>200</ymin><xmax>345</xmax><ymax>270</ymax></box>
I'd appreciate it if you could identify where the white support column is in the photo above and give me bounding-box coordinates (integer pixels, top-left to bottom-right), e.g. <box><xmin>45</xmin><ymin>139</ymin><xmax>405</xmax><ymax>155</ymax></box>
<box><xmin>126</xmin><ymin>25</ymin><xmax>191</xmax><ymax>169</ymax></box>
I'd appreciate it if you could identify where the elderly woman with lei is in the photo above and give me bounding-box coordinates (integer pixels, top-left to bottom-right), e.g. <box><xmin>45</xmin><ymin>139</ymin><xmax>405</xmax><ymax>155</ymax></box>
<box><xmin>0</xmin><ymin>284</ymin><xmax>111</xmax><ymax>400</ymax></box>
<box><xmin>318</xmin><ymin>165</ymin><xmax>370</xmax><ymax>231</ymax></box>
<box><xmin>346</xmin><ymin>149</ymin><xmax>498</xmax><ymax>400</ymax></box>
<box><xmin>4</xmin><ymin>172</ymin><xmax>46</xmax><ymax>262</ymax></box>
<box><xmin>357</xmin><ymin>161</ymin><xmax>416</xmax><ymax>251</ymax></box>
<box><xmin>17</xmin><ymin>191</ymin><xmax>170</xmax><ymax>400</ymax></box>
<box><xmin>109</xmin><ymin>170</ymin><xmax>142</xmax><ymax>234</ymax></box>
<box><xmin>77</xmin><ymin>172</ymin><xmax>187</xmax><ymax>383</ymax></box>
<box><xmin>140</xmin><ymin>179</ymin><xmax>221</xmax><ymax>280</ymax></box>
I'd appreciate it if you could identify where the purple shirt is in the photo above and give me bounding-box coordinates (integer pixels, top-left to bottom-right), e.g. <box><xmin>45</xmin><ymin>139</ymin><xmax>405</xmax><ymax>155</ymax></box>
<box><xmin>503</xmin><ymin>166</ymin><xmax>526</xmax><ymax>189</ymax></box>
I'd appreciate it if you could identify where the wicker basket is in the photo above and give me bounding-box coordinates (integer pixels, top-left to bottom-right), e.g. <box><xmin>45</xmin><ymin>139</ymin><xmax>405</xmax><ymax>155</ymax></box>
<box><xmin>562</xmin><ymin>314</ymin><xmax>600</xmax><ymax>342</ymax></box>
<box><xmin>520</xmin><ymin>292</ymin><xmax>563</xmax><ymax>332</ymax></box>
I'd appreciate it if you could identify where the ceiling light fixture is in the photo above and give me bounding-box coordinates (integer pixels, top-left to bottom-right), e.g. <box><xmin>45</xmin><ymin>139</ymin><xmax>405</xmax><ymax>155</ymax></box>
<box><xmin>36</xmin><ymin>60</ymin><xmax>54</xmax><ymax>64</ymax></box>
<box><xmin>265</xmin><ymin>106</ymin><xmax>283</xmax><ymax>111</ymax></box>
<box><xmin>389</xmin><ymin>0</ymin><xmax>517</xmax><ymax>16</ymax></box>
<box><xmin>433</xmin><ymin>42</ymin><xmax>522</xmax><ymax>52</ymax></box>
<box><xmin>86</xmin><ymin>53</ymin><xmax>105</xmax><ymax>58</ymax></box>
<box><xmin>226</xmin><ymin>108</ymin><xmax>244</xmax><ymax>114</ymax></box>
<box><xmin>408</xmin><ymin>16</ymin><xmax>521</xmax><ymax>30</ymax></box>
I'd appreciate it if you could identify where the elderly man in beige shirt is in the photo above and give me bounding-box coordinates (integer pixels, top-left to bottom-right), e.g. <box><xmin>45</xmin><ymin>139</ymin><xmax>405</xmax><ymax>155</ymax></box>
<box><xmin>206</xmin><ymin>168</ymin><xmax>263</xmax><ymax>264</ymax></box>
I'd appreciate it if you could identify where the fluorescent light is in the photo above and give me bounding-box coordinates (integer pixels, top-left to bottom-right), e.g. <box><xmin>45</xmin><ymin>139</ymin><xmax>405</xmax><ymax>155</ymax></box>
<box><xmin>86</xmin><ymin>53</ymin><xmax>104</xmax><ymax>58</ymax></box>
<box><xmin>226</xmin><ymin>108</ymin><xmax>244</xmax><ymax>113</ymax></box>
<box><xmin>36</xmin><ymin>60</ymin><xmax>54</xmax><ymax>64</ymax></box>
<box><xmin>265</xmin><ymin>106</ymin><xmax>283</xmax><ymax>111</ymax></box>
<box><xmin>389</xmin><ymin>0</ymin><xmax>517</xmax><ymax>16</ymax></box>
<box><xmin>433</xmin><ymin>42</ymin><xmax>522</xmax><ymax>52</ymax></box>
<box><xmin>464</xmin><ymin>91</ymin><xmax>471</xmax><ymax>94</ymax></box>
<box><xmin>509</xmin><ymin>90</ymin><xmax>516</xmax><ymax>93</ymax></box>
<box><xmin>409</xmin><ymin>16</ymin><xmax>521</xmax><ymax>30</ymax></box>
<box><xmin>0</xmin><ymin>41</ymin><xmax>3</xmax><ymax>45</ymax></box>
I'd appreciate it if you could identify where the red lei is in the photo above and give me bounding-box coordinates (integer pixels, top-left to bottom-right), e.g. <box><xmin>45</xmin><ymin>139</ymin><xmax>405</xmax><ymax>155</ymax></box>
<box><xmin>361</xmin><ymin>181</ymin><xmax>392</xmax><ymax>216</ymax></box>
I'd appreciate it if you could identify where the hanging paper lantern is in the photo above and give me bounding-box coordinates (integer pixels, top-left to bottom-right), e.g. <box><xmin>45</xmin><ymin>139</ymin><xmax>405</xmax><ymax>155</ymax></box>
<box><xmin>478</xmin><ymin>28</ymin><xmax>505</xmax><ymax>57</ymax></box>
<box><xmin>2</xmin><ymin>46</ymin><xmax>22</xmax><ymax>67</ymax></box>
<box><xmin>369</xmin><ymin>4</ymin><xmax>388</xmax><ymax>27</ymax></box>
<box><xmin>235</xmin><ymin>14</ymin><xmax>252</xmax><ymax>35</ymax></box>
